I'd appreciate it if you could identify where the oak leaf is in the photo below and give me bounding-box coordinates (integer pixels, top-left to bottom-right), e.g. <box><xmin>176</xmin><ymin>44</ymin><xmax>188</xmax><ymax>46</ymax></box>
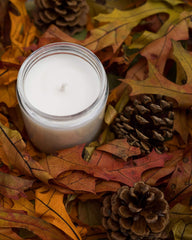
<box><xmin>55</xmin><ymin>171</ymin><xmax>96</xmax><ymax>194</ymax></box>
<box><xmin>89</xmin><ymin>149</ymin><xmax>169</xmax><ymax>186</ymax></box>
<box><xmin>83</xmin><ymin>0</ymin><xmax>182</xmax><ymax>52</ymax></box>
<box><xmin>164</xmin><ymin>144</ymin><xmax>192</xmax><ymax>206</ymax></box>
<box><xmin>97</xmin><ymin>138</ymin><xmax>141</xmax><ymax>161</ymax></box>
<box><xmin>0</xmin><ymin>207</ymin><xmax>70</xmax><ymax>240</ymax></box>
<box><xmin>169</xmin><ymin>203</ymin><xmax>192</xmax><ymax>240</ymax></box>
<box><xmin>0</xmin><ymin>171</ymin><xmax>33</xmax><ymax>200</ymax></box>
<box><xmin>0</xmin><ymin>123</ymin><xmax>53</xmax><ymax>184</ymax></box>
<box><xmin>35</xmin><ymin>186</ymin><xmax>82</xmax><ymax>240</ymax></box>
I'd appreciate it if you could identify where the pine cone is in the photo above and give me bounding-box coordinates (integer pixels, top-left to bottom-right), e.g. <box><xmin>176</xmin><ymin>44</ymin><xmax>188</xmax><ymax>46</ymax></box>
<box><xmin>101</xmin><ymin>182</ymin><xmax>169</xmax><ymax>240</ymax></box>
<box><xmin>34</xmin><ymin>0</ymin><xmax>89</xmax><ymax>35</ymax></box>
<box><xmin>111</xmin><ymin>94</ymin><xmax>174</xmax><ymax>155</ymax></box>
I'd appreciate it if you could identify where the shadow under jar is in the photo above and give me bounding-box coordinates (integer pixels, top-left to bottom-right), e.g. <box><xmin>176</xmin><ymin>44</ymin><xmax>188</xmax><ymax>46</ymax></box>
<box><xmin>16</xmin><ymin>42</ymin><xmax>108</xmax><ymax>153</ymax></box>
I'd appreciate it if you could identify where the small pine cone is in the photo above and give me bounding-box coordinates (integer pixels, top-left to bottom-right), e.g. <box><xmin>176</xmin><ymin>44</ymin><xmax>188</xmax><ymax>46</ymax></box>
<box><xmin>111</xmin><ymin>94</ymin><xmax>174</xmax><ymax>155</ymax></box>
<box><xmin>34</xmin><ymin>0</ymin><xmax>89</xmax><ymax>35</ymax></box>
<box><xmin>101</xmin><ymin>182</ymin><xmax>169</xmax><ymax>240</ymax></box>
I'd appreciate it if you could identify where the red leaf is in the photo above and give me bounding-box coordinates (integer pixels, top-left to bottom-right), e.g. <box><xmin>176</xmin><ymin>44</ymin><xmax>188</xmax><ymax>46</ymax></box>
<box><xmin>89</xmin><ymin>149</ymin><xmax>169</xmax><ymax>186</ymax></box>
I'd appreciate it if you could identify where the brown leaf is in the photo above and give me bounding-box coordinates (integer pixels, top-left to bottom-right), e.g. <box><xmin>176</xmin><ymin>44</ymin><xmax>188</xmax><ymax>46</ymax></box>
<box><xmin>0</xmin><ymin>123</ymin><xmax>53</xmax><ymax>184</ymax></box>
<box><xmin>38</xmin><ymin>25</ymin><xmax>79</xmax><ymax>48</ymax></box>
<box><xmin>95</xmin><ymin>181</ymin><xmax>121</xmax><ymax>193</ymax></box>
<box><xmin>97</xmin><ymin>138</ymin><xmax>141</xmax><ymax>161</ymax></box>
<box><xmin>39</xmin><ymin>145</ymin><xmax>110</xmax><ymax>181</ymax></box>
<box><xmin>78</xmin><ymin>200</ymin><xmax>102</xmax><ymax>226</ymax></box>
<box><xmin>0</xmin><ymin>171</ymin><xmax>33</xmax><ymax>200</ymax></box>
<box><xmin>164</xmin><ymin>144</ymin><xmax>192</xmax><ymax>206</ymax></box>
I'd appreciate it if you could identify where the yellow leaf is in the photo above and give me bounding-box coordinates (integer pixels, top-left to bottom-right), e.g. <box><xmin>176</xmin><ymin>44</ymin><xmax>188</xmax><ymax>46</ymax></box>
<box><xmin>0</xmin><ymin>82</ymin><xmax>17</xmax><ymax>108</ymax></box>
<box><xmin>172</xmin><ymin>220</ymin><xmax>192</xmax><ymax>239</ymax></box>
<box><xmin>35</xmin><ymin>186</ymin><xmax>82</xmax><ymax>240</ymax></box>
<box><xmin>83</xmin><ymin>0</ymin><xmax>182</xmax><ymax>52</ymax></box>
<box><xmin>9</xmin><ymin>0</ymin><xmax>37</xmax><ymax>50</ymax></box>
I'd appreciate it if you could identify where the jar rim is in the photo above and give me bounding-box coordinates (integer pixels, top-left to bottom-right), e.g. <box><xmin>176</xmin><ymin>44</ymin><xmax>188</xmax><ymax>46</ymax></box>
<box><xmin>17</xmin><ymin>42</ymin><xmax>108</xmax><ymax>125</ymax></box>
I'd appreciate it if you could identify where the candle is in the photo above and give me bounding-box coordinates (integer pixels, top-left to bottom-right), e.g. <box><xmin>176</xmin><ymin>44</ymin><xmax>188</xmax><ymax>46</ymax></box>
<box><xmin>16</xmin><ymin>43</ymin><xmax>108</xmax><ymax>153</ymax></box>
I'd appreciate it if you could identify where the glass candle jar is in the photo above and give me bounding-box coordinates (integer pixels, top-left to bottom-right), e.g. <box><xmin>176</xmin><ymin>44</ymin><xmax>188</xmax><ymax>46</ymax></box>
<box><xmin>16</xmin><ymin>42</ymin><xmax>108</xmax><ymax>153</ymax></box>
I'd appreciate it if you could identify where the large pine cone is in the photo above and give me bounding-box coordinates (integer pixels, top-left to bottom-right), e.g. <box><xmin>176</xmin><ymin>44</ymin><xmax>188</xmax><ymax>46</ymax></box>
<box><xmin>111</xmin><ymin>94</ymin><xmax>174</xmax><ymax>155</ymax></box>
<box><xmin>101</xmin><ymin>182</ymin><xmax>169</xmax><ymax>240</ymax></box>
<box><xmin>34</xmin><ymin>0</ymin><xmax>89</xmax><ymax>35</ymax></box>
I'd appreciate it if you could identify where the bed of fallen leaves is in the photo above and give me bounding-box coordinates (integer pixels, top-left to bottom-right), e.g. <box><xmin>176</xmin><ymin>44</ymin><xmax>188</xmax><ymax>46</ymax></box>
<box><xmin>1</xmin><ymin>0</ymin><xmax>192</xmax><ymax>239</ymax></box>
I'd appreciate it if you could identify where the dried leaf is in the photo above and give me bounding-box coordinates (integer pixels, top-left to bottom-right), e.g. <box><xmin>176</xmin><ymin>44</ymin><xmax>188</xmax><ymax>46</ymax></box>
<box><xmin>38</xmin><ymin>24</ymin><xmax>79</xmax><ymax>48</ymax></box>
<box><xmin>0</xmin><ymin>207</ymin><xmax>70</xmax><ymax>240</ymax></box>
<box><xmin>89</xmin><ymin>149</ymin><xmax>168</xmax><ymax>185</ymax></box>
<box><xmin>55</xmin><ymin>171</ymin><xmax>96</xmax><ymax>193</ymax></box>
<box><xmin>0</xmin><ymin>82</ymin><xmax>17</xmax><ymax>107</ymax></box>
<box><xmin>164</xmin><ymin>145</ymin><xmax>192</xmax><ymax>205</ymax></box>
<box><xmin>39</xmin><ymin>145</ymin><xmax>110</xmax><ymax>181</ymax></box>
<box><xmin>35</xmin><ymin>186</ymin><xmax>81</xmax><ymax>240</ymax></box>
<box><xmin>0</xmin><ymin>171</ymin><xmax>33</xmax><ymax>200</ymax></box>
<box><xmin>0</xmin><ymin>123</ymin><xmax>53</xmax><ymax>183</ymax></box>
<box><xmin>84</xmin><ymin>0</ymin><xmax>182</xmax><ymax>52</ymax></box>
<box><xmin>0</xmin><ymin>228</ymin><xmax>25</xmax><ymax>240</ymax></box>
<box><xmin>169</xmin><ymin>203</ymin><xmax>192</xmax><ymax>240</ymax></box>
<box><xmin>97</xmin><ymin>138</ymin><xmax>141</xmax><ymax>161</ymax></box>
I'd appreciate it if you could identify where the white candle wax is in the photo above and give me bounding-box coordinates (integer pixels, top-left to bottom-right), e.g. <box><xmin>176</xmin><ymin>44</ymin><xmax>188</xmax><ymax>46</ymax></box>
<box><xmin>24</xmin><ymin>54</ymin><xmax>100</xmax><ymax>116</ymax></box>
<box><xmin>17</xmin><ymin>43</ymin><xmax>108</xmax><ymax>153</ymax></box>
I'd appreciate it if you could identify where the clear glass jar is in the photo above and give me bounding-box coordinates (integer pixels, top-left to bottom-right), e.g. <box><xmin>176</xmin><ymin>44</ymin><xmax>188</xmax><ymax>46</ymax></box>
<box><xmin>16</xmin><ymin>42</ymin><xmax>108</xmax><ymax>153</ymax></box>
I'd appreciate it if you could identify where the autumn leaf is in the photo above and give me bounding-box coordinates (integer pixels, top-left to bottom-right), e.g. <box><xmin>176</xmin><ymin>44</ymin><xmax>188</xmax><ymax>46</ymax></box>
<box><xmin>55</xmin><ymin>171</ymin><xmax>96</xmax><ymax>194</ymax></box>
<box><xmin>97</xmin><ymin>138</ymin><xmax>141</xmax><ymax>161</ymax></box>
<box><xmin>0</xmin><ymin>207</ymin><xmax>71</xmax><ymax>240</ymax></box>
<box><xmin>35</xmin><ymin>186</ymin><xmax>82</xmax><ymax>240</ymax></box>
<box><xmin>164</xmin><ymin>144</ymin><xmax>192</xmax><ymax>206</ymax></box>
<box><xmin>0</xmin><ymin>171</ymin><xmax>33</xmax><ymax>200</ymax></box>
<box><xmin>169</xmin><ymin>203</ymin><xmax>192</xmax><ymax>240</ymax></box>
<box><xmin>0</xmin><ymin>123</ymin><xmax>53</xmax><ymax>183</ymax></box>
<box><xmin>89</xmin><ymin>149</ymin><xmax>169</xmax><ymax>186</ymax></box>
<box><xmin>83</xmin><ymin>0</ymin><xmax>182</xmax><ymax>52</ymax></box>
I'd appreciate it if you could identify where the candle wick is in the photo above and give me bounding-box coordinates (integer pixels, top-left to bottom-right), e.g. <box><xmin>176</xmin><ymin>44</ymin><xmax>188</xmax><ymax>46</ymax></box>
<box><xmin>60</xmin><ymin>83</ymin><xmax>66</xmax><ymax>92</ymax></box>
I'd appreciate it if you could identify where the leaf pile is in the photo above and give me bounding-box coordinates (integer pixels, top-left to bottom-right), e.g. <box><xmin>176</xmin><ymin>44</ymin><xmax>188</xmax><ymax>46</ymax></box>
<box><xmin>1</xmin><ymin>0</ymin><xmax>192</xmax><ymax>239</ymax></box>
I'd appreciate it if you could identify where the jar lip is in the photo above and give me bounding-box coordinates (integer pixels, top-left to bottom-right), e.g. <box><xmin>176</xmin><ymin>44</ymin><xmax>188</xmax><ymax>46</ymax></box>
<box><xmin>17</xmin><ymin>42</ymin><xmax>108</xmax><ymax>122</ymax></box>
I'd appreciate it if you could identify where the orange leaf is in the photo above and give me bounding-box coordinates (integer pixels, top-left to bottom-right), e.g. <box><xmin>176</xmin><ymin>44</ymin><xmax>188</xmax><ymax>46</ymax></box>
<box><xmin>0</xmin><ymin>123</ymin><xmax>52</xmax><ymax>183</ymax></box>
<box><xmin>55</xmin><ymin>171</ymin><xmax>96</xmax><ymax>193</ymax></box>
<box><xmin>0</xmin><ymin>207</ymin><xmax>70</xmax><ymax>240</ymax></box>
<box><xmin>35</xmin><ymin>186</ymin><xmax>82</xmax><ymax>240</ymax></box>
<box><xmin>0</xmin><ymin>82</ymin><xmax>17</xmax><ymax>107</ymax></box>
<box><xmin>9</xmin><ymin>0</ymin><xmax>37</xmax><ymax>50</ymax></box>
